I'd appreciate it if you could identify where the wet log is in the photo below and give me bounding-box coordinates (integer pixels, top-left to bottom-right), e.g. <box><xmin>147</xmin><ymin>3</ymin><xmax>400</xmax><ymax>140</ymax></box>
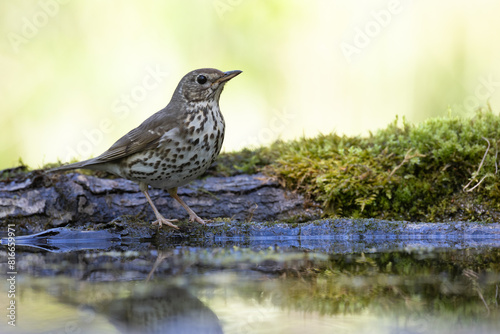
<box><xmin>0</xmin><ymin>170</ymin><xmax>320</xmax><ymax>233</ymax></box>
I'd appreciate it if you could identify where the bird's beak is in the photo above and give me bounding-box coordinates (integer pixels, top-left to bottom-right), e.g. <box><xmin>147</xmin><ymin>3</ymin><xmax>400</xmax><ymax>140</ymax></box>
<box><xmin>215</xmin><ymin>70</ymin><xmax>242</xmax><ymax>84</ymax></box>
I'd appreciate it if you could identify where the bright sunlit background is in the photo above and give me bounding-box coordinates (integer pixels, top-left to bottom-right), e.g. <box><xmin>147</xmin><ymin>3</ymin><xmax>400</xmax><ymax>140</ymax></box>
<box><xmin>1</xmin><ymin>0</ymin><xmax>500</xmax><ymax>169</ymax></box>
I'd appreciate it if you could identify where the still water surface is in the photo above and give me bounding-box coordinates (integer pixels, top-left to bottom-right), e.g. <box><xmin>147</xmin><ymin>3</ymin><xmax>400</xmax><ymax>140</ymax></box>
<box><xmin>0</xmin><ymin>236</ymin><xmax>499</xmax><ymax>334</ymax></box>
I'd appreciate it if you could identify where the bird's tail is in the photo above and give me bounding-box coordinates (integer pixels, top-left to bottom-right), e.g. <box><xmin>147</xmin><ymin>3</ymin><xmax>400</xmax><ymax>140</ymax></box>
<box><xmin>47</xmin><ymin>159</ymin><xmax>99</xmax><ymax>173</ymax></box>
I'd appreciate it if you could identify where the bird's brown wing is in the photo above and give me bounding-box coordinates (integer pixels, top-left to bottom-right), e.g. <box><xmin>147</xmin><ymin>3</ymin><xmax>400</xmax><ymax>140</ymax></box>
<box><xmin>92</xmin><ymin>105</ymin><xmax>181</xmax><ymax>163</ymax></box>
<box><xmin>48</xmin><ymin>105</ymin><xmax>182</xmax><ymax>172</ymax></box>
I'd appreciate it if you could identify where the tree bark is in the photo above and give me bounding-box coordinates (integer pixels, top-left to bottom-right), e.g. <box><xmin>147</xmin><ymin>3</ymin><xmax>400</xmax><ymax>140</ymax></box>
<box><xmin>0</xmin><ymin>170</ymin><xmax>320</xmax><ymax>234</ymax></box>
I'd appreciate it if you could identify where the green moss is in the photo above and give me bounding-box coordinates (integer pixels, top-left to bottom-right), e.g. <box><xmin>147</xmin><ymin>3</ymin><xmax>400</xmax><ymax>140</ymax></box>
<box><xmin>216</xmin><ymin>108</ymin><xmax>500</xmax><ymax>221</ymax></box>
<box><xmin>0</xmin><ymin>159</ymin><xmax>29</xmax><ymax>180</ymax></box>
<box><xmin>206</xmin><ymin>147</ymin><xmax>277</xmax><ymax>176</ymax></box>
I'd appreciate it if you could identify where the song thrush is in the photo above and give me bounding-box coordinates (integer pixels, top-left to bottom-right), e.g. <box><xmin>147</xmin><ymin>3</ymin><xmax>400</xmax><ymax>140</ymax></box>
<box><xmin>50</xmin><ymin>68</ymin><xmax>242</xmax><ymax>229</ymax></box>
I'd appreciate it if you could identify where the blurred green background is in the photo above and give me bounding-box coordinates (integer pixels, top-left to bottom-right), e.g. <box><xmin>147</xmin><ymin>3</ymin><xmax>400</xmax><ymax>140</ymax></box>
<box><xmin>1</xmin><ymin>0</ymin><xmax>500</xmax><ymax>169</ymax></box>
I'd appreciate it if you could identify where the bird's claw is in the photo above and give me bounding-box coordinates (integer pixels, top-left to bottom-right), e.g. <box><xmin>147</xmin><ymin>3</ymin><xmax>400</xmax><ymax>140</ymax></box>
<box><xmin>152</xmin><ymin>218</ymin><xmax>179</xmax><ymax>229</ymax></box>
<box><xmin>189</xmin><ymin>214</ymin><xmax>206</xmax><ymax>225</ymax></box>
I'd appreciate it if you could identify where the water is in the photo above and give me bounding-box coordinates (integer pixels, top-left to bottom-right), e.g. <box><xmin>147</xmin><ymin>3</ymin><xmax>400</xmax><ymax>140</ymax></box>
<box><xmin>1</xmin><ymin>234</ymin><xmax>499</xmax><ymax>333</ymax></box>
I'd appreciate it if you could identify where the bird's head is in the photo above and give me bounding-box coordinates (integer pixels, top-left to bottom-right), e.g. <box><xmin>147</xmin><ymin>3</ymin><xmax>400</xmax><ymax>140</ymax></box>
<box><xmin>174</xmin><ymin>68</ymin><xmax>242</xmax><ymax>103</ymax></box>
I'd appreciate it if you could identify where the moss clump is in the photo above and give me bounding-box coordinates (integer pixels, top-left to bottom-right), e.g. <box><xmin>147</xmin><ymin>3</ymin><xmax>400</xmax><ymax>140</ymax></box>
<box><xmin>206</xmin><ymin>147</ymin><xmax>276</xmax><ymax>176</ymax></box>
<box><xmin>215</xmin><ymin>109</ymin><xmax>500</xmax><ymax>221</ymax></box>
<box><xmin>0</xmin><ymin>160</ymin><xmax>29</xmax><ymax>180</ymax></box>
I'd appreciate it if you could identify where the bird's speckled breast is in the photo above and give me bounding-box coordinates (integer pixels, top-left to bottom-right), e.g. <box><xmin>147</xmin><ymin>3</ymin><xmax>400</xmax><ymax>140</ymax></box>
<box><xmin>121</xmin><ymin>100</ymin><xmax>225</xmax><ymax>189</ymax></box>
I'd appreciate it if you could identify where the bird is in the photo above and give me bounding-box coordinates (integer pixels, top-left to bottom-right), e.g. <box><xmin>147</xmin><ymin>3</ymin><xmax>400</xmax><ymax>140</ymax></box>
<box><xmin>49</xmin><ymin>68</ymin><xmax>242</xmax><ymax>229</ymax></box>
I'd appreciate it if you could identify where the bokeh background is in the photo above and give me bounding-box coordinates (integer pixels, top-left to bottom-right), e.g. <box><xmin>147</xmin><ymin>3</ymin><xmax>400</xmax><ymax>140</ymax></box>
<box><xmin>1</xmin><ymin>0</ymin><xmax>500</xmax><ymax>169</ymax></box>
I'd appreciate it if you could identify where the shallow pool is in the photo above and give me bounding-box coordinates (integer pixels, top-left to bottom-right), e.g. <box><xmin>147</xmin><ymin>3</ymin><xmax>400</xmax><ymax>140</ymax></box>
<box><xmin>1</xmin><ymin>232</ymin><xmax>499</xmax><ymax>334</ymax></box>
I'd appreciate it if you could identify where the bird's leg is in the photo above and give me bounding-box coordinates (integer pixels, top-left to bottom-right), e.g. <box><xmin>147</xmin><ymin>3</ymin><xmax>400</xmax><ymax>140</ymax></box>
<box><xmin>167</xmin><ymin>188</ymin><xmax>206</xmax><ymax>225</ymax></box>
<box><xmin>140</xmin><ymin>184</ymin><xmax>179</xmax><ymax>229</ymax></box>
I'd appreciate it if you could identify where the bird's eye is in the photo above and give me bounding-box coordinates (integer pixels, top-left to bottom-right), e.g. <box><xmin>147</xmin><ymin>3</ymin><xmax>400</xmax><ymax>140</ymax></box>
<box><xmin>196</xmin><ymin>75</ymin><xmax>207</xmax><ymax>84</ymax></box>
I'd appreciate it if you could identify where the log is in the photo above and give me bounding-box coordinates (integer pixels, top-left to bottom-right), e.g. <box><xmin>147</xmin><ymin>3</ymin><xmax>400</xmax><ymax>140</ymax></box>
<box><xmin>0</xmin><ymin>170</ymin><xmax>320</xmax><ymax>234</ymax></box>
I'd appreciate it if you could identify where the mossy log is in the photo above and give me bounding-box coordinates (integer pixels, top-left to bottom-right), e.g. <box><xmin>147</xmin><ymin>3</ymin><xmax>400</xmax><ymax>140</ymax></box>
<box><xmin>0</xmin><ymin>170</ymin><xmax>320</xmax><ymax>234</ymax></box>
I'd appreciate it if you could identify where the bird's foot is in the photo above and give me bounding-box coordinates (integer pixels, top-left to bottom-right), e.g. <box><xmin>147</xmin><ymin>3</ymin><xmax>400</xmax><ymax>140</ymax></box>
<box><xmin>189</xmin><ymin>214</ymin><xmax>206</xmax><ymax>225</ymax></box>
<box><xmin>152</xmin><ymin>217</ymin><xmax>179</xmax><ymax>229</ymax></box>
